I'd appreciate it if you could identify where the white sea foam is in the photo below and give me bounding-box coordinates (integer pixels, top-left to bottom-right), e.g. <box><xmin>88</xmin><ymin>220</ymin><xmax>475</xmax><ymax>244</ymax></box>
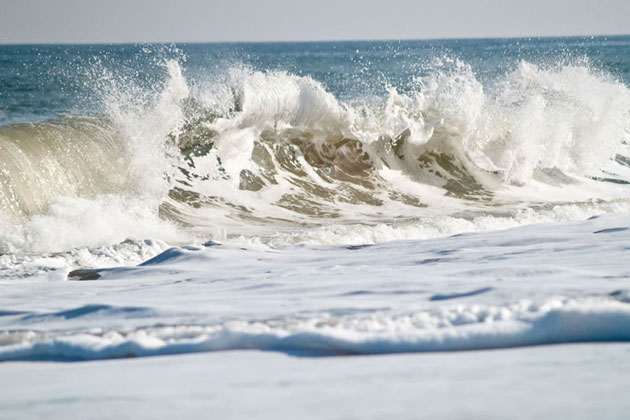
<box><xmin>3</xmin><ymin>298</ymin><xmax>630</xmax><ymax>360</ymax></box>
<box><xmin>2</xmin><ymin>213</ymin><xmax>630</xmax><ymax>360</ymax></box>
<box><xmin>0</xmin><ymin>196</ymin><xmax>180</xmax><ymax>254</ymax></box>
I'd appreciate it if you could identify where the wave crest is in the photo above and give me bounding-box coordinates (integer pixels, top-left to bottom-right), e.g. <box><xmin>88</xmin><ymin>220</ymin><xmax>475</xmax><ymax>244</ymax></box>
<box><xmin>2</xmin><ymin>58</ymin><xmax>630</xmax><ymax>251</ymax></box>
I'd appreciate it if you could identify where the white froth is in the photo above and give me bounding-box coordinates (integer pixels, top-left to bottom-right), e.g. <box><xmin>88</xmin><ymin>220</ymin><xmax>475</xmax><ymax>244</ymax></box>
<box><xmin>2</xmin><ymin>213</ymin><xmax>630</xmax><ymax>360</ymax></box>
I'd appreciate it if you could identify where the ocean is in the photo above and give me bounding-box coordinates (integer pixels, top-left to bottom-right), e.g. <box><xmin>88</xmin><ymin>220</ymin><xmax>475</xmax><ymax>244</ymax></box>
<box><xmin>1</xmin><ymin>37</ymin><xmax>630</xmax><ymax>417</ymax></box>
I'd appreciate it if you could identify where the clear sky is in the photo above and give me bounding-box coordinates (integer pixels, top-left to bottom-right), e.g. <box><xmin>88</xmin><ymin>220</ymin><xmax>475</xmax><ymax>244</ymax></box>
<box><xmin>1</xmin><ymin>0</ymin><xmax>629</xmax><ymax>44</ymax></box>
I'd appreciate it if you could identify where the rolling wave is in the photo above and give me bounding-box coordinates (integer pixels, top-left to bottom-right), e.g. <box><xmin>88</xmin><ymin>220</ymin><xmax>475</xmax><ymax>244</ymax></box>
<box><xmin>1</xmin><ymin>59</ymin><xmax>630</xmax><ymax>252</ymax></box>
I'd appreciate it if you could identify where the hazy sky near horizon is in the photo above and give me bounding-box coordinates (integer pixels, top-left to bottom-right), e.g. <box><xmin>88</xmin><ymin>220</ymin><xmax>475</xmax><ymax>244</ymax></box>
<box><xmin>1</xmin><ymin>0</ymin><xmax>629</xmax><ymax>44</ymax></box>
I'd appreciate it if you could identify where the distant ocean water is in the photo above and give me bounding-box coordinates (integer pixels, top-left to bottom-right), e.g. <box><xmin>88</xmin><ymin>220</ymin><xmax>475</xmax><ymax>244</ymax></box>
<box><xmin>1</xmin><ymin>37</ymin><xmax>630</xmax><ymax>362</ymax></box>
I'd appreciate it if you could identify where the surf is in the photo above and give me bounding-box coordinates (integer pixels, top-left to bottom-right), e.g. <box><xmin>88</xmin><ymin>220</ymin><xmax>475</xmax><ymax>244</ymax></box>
<box><xmin>1</xmin><ymin>57</ymin><xmax>630</xmax><ymax>254</ymax></box>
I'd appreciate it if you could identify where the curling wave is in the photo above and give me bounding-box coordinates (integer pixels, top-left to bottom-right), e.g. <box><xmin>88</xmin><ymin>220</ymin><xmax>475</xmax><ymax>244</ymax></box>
<box><xmin>1</xmin><ymin>59</ymin><xmax>630</xmax><ymax>252</ymax></box>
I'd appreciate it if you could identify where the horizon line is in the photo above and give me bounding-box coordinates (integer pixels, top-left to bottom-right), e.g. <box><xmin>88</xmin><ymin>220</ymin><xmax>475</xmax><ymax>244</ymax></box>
<box><xmin>1</xmin><ymin>32</ymin><xmax>629</xmax><ymax>47</ymax></box>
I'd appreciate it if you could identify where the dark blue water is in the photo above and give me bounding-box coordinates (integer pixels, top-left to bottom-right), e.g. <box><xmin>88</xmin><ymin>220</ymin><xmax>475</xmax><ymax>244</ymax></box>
<box><xmin>2</xmin><ymin>35</ymin><xmax>630</xmax><ymax>125</ymax></box>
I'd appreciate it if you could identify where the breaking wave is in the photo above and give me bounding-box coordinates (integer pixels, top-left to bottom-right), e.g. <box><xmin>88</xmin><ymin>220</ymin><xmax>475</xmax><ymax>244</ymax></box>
<box><xmin>1</xmin><ymin>59</ymin><xmax>630</xmax><ymax>253</ymax></box>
